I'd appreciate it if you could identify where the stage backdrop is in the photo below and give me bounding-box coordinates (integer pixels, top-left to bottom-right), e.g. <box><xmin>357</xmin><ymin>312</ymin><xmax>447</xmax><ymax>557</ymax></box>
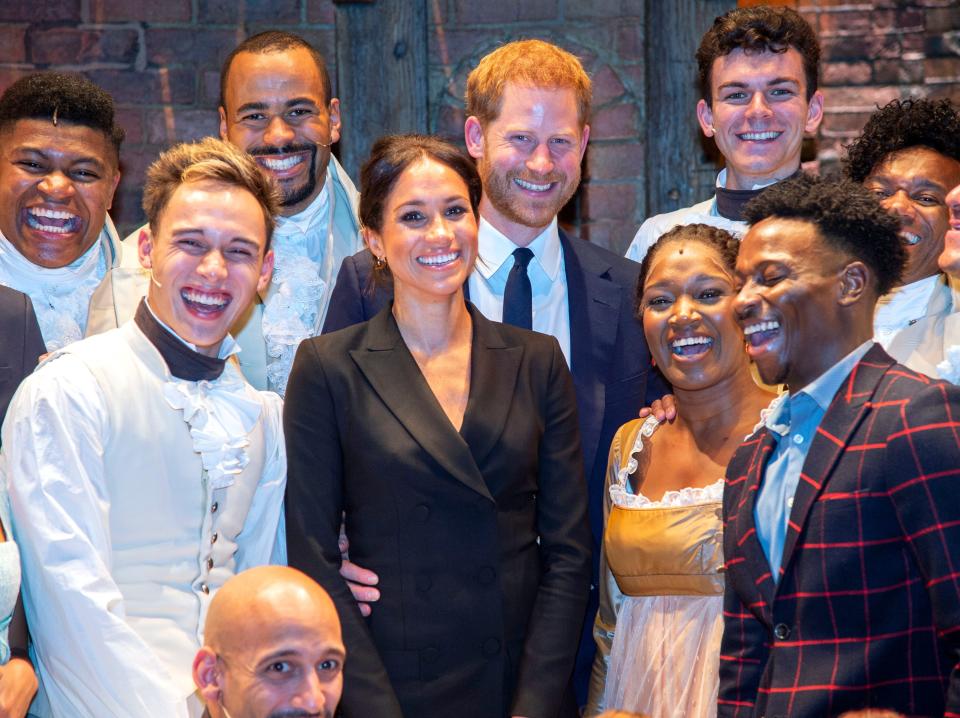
<box><xmin>0</xmin><ymin>0</ymin><xmax>957</xmax><ymax>254</ymax></box>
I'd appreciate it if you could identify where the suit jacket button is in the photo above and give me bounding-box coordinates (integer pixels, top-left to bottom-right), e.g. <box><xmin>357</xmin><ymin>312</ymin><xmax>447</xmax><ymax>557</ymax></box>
<box><xmin>414</xmin><ymin>504</ymin><xmax>430</xmax><ymax>523</ymax></box>
<box><xmin>773</xmin><ymin>623</ymin><xmax>790</xmax><ymax>640</ymax></box>
<box><xmin>482</xmin><ymin>638</ymin><xmax>501</xmax><ymax>657</ymax></box>
<box><xmin>421</xmin><ymin>647</ymin><xmax>440</xmax><ymax>664</ymax></box>
<box><xmin>477</xmin><ymin>566</ymin><xmax>496</xmax><ymax>585</ymax></box>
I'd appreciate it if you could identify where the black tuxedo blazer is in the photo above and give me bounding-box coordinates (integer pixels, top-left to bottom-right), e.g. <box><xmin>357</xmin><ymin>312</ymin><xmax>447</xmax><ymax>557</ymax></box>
<box><xmin>720</xmin><ymin>344</ymin><xmax>960</xmax><ymax>717</ymax></box>
<box><xmin>322</xmin><ymin>229</ymin><xmax>662</xmax><ymax>576</ymax></box>
<box><xmin>286</xmin><ymin>303</ymin><xmax>591</xmax><ymax>718</ymax></box>
<box><xmin>0</xmin><ymin>285</ymin><xmax>44</xmax><ymax>428</ymax></box>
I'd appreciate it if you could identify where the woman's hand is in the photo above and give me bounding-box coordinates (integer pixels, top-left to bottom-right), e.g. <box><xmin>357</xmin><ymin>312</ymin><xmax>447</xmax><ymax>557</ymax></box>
<box><xmin>0</xmin><ymin>657</ymin><xmax>38</xmax><ymax>718</ymax></box>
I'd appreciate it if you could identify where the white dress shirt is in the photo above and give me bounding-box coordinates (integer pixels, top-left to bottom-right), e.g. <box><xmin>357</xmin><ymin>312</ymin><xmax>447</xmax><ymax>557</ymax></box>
<box><xmin>468</xmin><ymin>217</ymin><xmax>571</xmax><ymax>364</ymax></box>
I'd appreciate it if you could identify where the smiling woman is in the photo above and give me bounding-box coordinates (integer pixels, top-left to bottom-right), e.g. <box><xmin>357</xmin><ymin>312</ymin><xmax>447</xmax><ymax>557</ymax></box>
<box><xmin>284</xmin><ymin>134</ymin><xmax>592</xmax><ymax>718</ymax></box>
<box><xmin>588</xmin><ymin>224</ymin><xmax>774</xmax><ymax>718</ymax></box>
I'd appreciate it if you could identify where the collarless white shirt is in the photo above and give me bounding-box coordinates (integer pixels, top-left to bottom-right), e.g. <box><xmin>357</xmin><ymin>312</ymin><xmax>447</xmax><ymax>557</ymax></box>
<box><xmin>468</xmin><ymin>216</ymin><xmax>571</xmax><ymax>364</ymax></box>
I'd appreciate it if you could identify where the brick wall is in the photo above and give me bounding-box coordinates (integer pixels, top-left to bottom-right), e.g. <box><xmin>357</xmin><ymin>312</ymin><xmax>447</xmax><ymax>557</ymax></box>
<box><xmin>0</xmin><ymin>1</ymin><xmax>957</xmax><ymax>251</ymax></box>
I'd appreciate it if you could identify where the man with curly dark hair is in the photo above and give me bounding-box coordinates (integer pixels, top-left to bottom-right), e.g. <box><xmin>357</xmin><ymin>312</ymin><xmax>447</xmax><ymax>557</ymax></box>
<box><xmin>844</xmin><ymin>98</ymin><xmax>960</xmax><ymax>379</ymax></box>
<box><xmin>720</xmin><ymin>174</ymin><xmax>960</xmax><ymax>717</ymax></box>
<box><xmin>625</xmin><ymin>5</ymin><xmax>824</xmax><ymax>262</ymax></box>
<box><xmin>0</xmin><ymin>72</ymin><xmax>125</xmax><ymax>350</ymax></box>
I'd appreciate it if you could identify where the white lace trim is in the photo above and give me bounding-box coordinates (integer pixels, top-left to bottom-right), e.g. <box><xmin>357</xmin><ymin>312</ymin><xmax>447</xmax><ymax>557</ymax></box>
<box><xmin>610</xmin><ymin>415</ymin><xmax>724</xmax><ymax>508</ymax></box>
<box><xmin>162</xmin><ymin>365</ymin><xmax>263</xmax><ymax>490</ymax></box>
<box><xmin>261</xmin><ymin>189</ymin><xmax>330</xmax><ymax>396</ymax></box>
<box><xmin>937</xmin><ymin>344</ymin><xmax>960</xmax><ymax>384</ymax></box>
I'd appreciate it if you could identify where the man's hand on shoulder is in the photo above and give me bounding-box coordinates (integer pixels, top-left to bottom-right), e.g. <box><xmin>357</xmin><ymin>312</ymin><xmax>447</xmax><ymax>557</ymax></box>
<box><xmin>638</xmin><ymin>393</ymin><xmax>677</xmax><ymax>423</ymax></box>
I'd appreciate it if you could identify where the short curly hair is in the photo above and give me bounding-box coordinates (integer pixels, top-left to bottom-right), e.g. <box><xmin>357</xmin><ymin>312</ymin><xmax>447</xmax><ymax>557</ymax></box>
<box><xmin>697</xmin><ymin>6</ymin><xmax>820</xmax><ymax>104</ymax></box>
<box><xmin>0</xmin><ymin>72</ymin><xmax>124</xmax><ymax>161</ymax></box>
<box><xmin>743</xmin><ymin>174</ymin><xmax>905</xmax><ymax>295</ymax></box>
<box><xmin>635</xmin><ymin>223</ymin><xmax>740</xmax><ymax>319</ymax></box>
<box><xmin>843</xmin><ymin>98</ymin><xmax>960</xmax><ymax>183</ymax></box>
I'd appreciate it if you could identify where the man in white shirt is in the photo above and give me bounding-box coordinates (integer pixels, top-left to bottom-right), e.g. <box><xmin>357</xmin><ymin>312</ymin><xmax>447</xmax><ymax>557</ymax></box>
<box><xmin>624</xmin><ymin>5</ymin><xmax>824</xmax><ymax>262</ymax></box>
<box><xmin>87</xmin><ymin>31</ymin><xmax>361</xmax><ymax>395</ymax></box>
<box><xmin>4</xmin><ymin>138</ymin><xmax>286</xmax><ymax>718</ymax></box>
<box><xmin>323</xmin><ymin>39</ymin><xmax>662</xmax><ymax>711</ymax></box>
<box><xmin>844</xmin><ymin>97</ymin><xmax>960</xmax><ymax>379</ymax></box>
<box><xmin>0</xmin><ymin>72</ymin><xmax>124</xmax><ymax>350</ymax></box>
<box><xmin>193</xmin><ymin>566</ymin><xmax>345</xmax><ymax>718</ymax></box>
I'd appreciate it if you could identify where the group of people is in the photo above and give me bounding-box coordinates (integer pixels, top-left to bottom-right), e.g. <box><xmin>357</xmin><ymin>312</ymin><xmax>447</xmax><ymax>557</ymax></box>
<box><xmin>0</xmin><ymin>4</ymin><xmax>954</xmax><ymax>718</ymax></box>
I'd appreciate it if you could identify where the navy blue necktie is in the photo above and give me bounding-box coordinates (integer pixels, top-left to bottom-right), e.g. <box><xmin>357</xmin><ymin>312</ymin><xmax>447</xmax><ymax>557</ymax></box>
<box><xmin>502</xmin><ymin>247</ymin><xmax>534</xmax><ymax>330</ymax></box>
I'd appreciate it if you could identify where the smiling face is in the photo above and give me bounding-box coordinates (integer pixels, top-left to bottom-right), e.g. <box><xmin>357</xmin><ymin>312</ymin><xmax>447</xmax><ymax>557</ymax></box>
<box><xmin>863</xmin><ymin>146</ymin><xmax>960</xmax><ymax>286</ymax></box>
<box><xmin>938</xmin><ymin>183</ymin><xmax>960</xmax><ymax>278</ymax></box>
<box><xmin>365</xmin><ymin>156</ymin><xmax>477</xmax><ymax>305</ymax></box>
<box><xmin>734</xmin><ymin>217</ymin><xmax>852</xmax><ymax>390</ymax></box>
<box><xmin>697</xmin><ymin>48</ymin><xmax>823</xmax><ymax>190</ymax></box>
<box><xmin>207</xmin><ymin>585</ymin><xmax>345</xmax><ymax>718</ymax></box>
<box><xmin>641</xmin><ymin>240</ymin><xmax>748</xmax><ymax>392</ymax></box>
<box><xmin>220</xmin><ymin>48</ymin><xmax>340</xmax><ymax>217</ymax></box>
<box><xmin>465</xmin><ymin>83</ymin><xmax>589</xmax><ymax>246</ymax></box>
<box><xmin>0</xmin><ymin>119</ymin><xmax>120</xmax><ymax>268</ymax></box>
<box><xmin>138</xmin><ymin>179</ymin><xmax>274</xmax><ymax>357</ymax></box>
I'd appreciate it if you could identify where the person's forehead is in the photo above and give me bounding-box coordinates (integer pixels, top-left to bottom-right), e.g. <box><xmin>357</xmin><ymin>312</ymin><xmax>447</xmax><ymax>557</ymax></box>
<box><xmin>3</xmin><ymin>118</ymin><xmax>116</xmax><ymax>165</ymax></box>
<box><xmin>160</xmin><ymin>180</ymin><xmax>267</xmax><ymax>241</ymax></box>
<box><xmin>224</xmin><ymin>48</ymin><xmax>326</xmax><ymax>105</ymax></box>
<box><xmin>490</xmin><ymin>83</ymin><xmax>580</xmax><ymax>126</ymax></box>
<box><xmin>710</xmin><ymin>47</ymin><xmax>806</xmax><ymax>88</ymax></box>
<box><xmin>741</xmin><ymin>217</ymin><xmax>821</xmax><ymax>262</ymax></box>
<box><xmin>869</xmin><ymin>146</ymin><xmax>960</xmax><ymax>187</ymax></box>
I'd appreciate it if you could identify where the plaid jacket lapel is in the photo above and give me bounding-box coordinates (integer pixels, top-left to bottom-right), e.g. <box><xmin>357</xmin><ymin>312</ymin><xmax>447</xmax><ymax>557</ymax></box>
<box><xmin>777</xmin><ymin>345</ymin><xmax>895</xmax><ymax>582</ymax></box>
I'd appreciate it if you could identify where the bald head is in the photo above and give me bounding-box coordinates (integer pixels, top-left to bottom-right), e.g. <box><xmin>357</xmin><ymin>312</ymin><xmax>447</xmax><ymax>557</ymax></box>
<box><xmin>194</xmin><ymin>566</ymin><xmax>345</xmax><ymax>718</ymax></box>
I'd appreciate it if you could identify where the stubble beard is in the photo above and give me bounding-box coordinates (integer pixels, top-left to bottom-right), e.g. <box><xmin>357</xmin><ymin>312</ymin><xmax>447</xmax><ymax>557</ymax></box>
<box><xmin>477</xmin><ymin>156</ymin><xmax>579</xmax><ymax>230</ymax></box>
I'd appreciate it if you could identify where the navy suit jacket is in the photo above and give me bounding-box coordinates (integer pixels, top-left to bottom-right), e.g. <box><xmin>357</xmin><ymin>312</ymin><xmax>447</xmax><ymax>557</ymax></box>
<box><xmin>720</xmin><ymin>344</ymin><xmax>960</xmax><ymax>717</ymax></box>
<box><xmin>323</xmin><ymin>228</ymin><xmax>665</xmax><ymax>574</ymax></box>
<box><xmin>0</xmin><ymin>285</ymin><xmax>43</xmax><ymax>429</ymax></box>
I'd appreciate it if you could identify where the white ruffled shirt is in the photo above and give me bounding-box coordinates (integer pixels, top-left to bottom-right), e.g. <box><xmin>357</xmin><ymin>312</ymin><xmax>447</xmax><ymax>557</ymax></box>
<box><xmin>0</xmin><ymin>228</ymin><xmax>109</xmax><ymax>351</ymax></box>
<box><xmin>261</xmin><ymin>180</ymin><xmax>332</xmax><ymax>395</ymax></box>
<box><xmin>2</xmin><ymin>317</ymin><xmax>286</xmax><ymax>718</ymax></box>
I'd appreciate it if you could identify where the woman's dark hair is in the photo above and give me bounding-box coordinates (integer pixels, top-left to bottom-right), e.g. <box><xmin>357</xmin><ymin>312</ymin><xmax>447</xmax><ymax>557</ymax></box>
<box><xmin>359</xmin><ymin>134</ymin><xmax>482</xmax><ymax>233</ymax></box>
<box><xmin>635</xmin><ymin>223</ymin><xmax>740</xmax><ymax>319</ymax></box>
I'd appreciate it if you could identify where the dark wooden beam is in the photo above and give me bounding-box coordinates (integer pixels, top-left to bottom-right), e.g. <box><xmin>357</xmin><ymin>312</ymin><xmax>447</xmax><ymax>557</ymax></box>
<box><xmin>334</xmin><ymin>0</ymin><xmax>429</xmax><ymax>181</ymax></box>
<box><xmin>644</xmin><ymin>0</ymin><xmax>735</xmax><ymax>217</ymax></box>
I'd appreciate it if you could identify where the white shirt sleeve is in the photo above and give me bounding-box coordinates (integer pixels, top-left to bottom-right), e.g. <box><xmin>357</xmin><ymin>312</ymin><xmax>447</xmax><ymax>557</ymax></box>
<box><xmin>235</xmin><ymin>391</ymin><xmax>288</xmax><ymax>569</ymax></box>
<box><xmin>2</xmin><ymin>355</ymin><xmax>189</xmax><ymax>718</ymax></box>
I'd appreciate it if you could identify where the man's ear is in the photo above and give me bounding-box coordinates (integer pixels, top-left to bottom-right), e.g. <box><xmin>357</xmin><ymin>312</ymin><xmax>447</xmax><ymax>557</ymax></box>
<box><xmin>464</xmin><ymin>116</ymin><xmax>485</xmax><ymax>160</ymax></box>
<box><xmin>218</xmin><ymin>106</ymin><xmax>229</xmax><ymax>141</ymax></box>
<box><xmin>837</xmin><ymin>260</ymin><xmax>869</xmax><ymax>306</ymax></box>
<box><xmin>193</xmin><ymin>647</ymin><xmax>223</xmax><ymax>702</ymax></box>
<box><xmin>696</xmin><ymin>99</ymin><xmax>715</xmax><ymax>138</ymax></box>
<box><xmin>137</xmin><ymin>228</ymin><xmax>153</xmax><ymax>270</ymax></box>
<box><xmin>257</xmin><ymin>248</ymin><xmax>275</xmax><ymax>294</ymax></box>
<box><xmin>804</xmin><ymin>90</ymin><xmax>825</xmax><ymax>135</ymax></box>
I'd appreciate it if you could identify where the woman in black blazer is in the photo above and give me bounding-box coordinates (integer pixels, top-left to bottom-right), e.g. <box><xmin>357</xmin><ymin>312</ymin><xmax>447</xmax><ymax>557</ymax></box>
<box><xmin>284</xmin><ymin>135</ymin><xmax>591</xmax><ymax>718</ymax></box>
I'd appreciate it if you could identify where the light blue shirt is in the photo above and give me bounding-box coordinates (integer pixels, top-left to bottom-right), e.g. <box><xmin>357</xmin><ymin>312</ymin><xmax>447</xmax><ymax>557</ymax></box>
<box><xmin>468</xmin><ymin>217</ymin><xmax>571</xmax><ymax>364</ymax></box>
<box><xmin>754</xmin><ymin>340</ymin><xmax>874</xmax><ymax>581</ymax></box>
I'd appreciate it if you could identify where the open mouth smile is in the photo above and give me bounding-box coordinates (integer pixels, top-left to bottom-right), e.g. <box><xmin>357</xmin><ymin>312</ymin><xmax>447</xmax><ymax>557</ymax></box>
<box><xmin>24</xmin><ymin>207</ymin><xmax>82</xmax><ymax>235</ymax></box>
<box><xmin>416</xmin><ymin>251</ymin><xmax>460</xmax><ymax>268</ymax></box>
<box><xmin>514</xmin><ymin>178</ymin><xmax>555</xmax><ymax>193</ymax></box>
<box><xmin>737</xmin><ymin>131</ymin><xmax>783</xmax><ymax>142</ymax></box>
<box><xmin>181</xmin><ymin>288</ymin><xmax>231</xmax><ymax>316</ymax></box>
<box><xmin>742</xmin><ymin>319</ymin><xmax>780</xmax><ymax>348</ymax></box>
<box><xmin>670</xmin><ymin>335</ymin><xmax>714</xmax><ymax>357</ymax></box>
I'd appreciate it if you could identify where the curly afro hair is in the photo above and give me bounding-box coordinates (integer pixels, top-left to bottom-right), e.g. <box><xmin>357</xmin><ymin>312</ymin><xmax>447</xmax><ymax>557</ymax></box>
<box><xmin>697</xmin><ymin>6</ymin><xmax>820</xmax><ymax>104</ymax></box>
<box><xmin>0</xmin><ymin>72</ymin><xmax>124</xmax><ymax>159</ymax></box>
<box><xmin>635</xmin><ymin>223</ymin><xmax>739</xmax><ymax>319</ymax></box>
<box><xmin>743</xmin><ymin>174</ymin><xmax>905</xmax><ymax>295</ymax></box>
<box><xmin>843</xmin><ymin>98</ymin><xmax>960</xmax><ymax>183</ymax></box>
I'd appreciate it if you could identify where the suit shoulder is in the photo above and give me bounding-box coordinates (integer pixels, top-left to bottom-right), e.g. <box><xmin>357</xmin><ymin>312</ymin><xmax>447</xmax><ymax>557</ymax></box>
<box><xmin>0</xmin><ymin>284</ymin><xmax>29</xmax><ymax>312</ymax></box>
<box><xmin>302</xmin><ymin>316</ymin><xmax>371</xmax><ymax>356</ymax></box>
<box><xmin>563</xmin><ymin>232</ymin><xmax>640</xmax><ymax>283</ymax></box>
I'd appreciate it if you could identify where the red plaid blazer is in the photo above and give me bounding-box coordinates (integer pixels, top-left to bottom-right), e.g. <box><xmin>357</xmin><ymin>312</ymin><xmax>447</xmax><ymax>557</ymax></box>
<box><xmin>719</xmin><ymin>344</ymin><xmax>960</xmax><ymax>717</ymax></box>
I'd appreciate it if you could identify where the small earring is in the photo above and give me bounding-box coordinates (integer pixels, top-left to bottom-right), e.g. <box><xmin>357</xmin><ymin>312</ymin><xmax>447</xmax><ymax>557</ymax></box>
<box><xmin>374</xmin><ymin>255</ymin><xmax>387</xmax><ymax>269</ymax></box>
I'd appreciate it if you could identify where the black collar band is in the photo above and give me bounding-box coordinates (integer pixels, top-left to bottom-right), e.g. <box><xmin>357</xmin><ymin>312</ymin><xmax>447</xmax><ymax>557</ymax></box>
<box><xmin>134</xmin><ymin>299</ymin><xmax>226</xmax><ymax>381</ymax></box>
<box><xmin>714</xmin><ymin>169</ymin><xmax>804</xmax><ymax>221</ymax></box>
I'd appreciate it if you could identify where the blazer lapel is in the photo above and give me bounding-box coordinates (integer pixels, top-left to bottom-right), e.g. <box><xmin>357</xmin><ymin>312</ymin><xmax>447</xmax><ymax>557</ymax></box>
<box><xmin>560</xmin><ymin>230</ymin><xmax>621</xmax><ymax>479</ymax></box>
<box><xmin>736</xmin><ymin>429</ymin><xmax>779</xmax><ymax>618</ymax></box>
<box><xmin>349</xmin><ymin>306</ymin><xmax>494</xmax><ymax>502</ymax></box>
<box><xmin>458</xmin><ymin>306</ymin><xmax>524</xmax><ymax>467</ymax></box>
<box><xmin>777</xmin><ymin>344</ymin><xmax>895</xmax><ymax>580</ymax></box>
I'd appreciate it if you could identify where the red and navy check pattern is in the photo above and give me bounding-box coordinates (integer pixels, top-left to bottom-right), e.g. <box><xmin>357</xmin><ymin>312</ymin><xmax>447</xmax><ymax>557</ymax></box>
<box><xmin>719</xmin><ymin>344</ymin><xmax>960</xmax><ymax>717</ymax></box>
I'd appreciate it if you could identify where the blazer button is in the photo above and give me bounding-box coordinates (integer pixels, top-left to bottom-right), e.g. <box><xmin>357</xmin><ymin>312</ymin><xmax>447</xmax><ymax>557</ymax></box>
<box><xmin>414</xmin><ymin>504</ymin><xmax>430</xmax><ymax>523</ymax></box>
<box><xmin>773</xmin><ymin>623</ymin><xmax>791</xmax><ymax>640</ymax></box>
<box><xmin>421</xmin><ymin>647</ymin><xmax>440</xmax><ymax>664</ymax></box>
<box><xmin>477</xmin><ymin>566</ymin><xmax>496</xmax><ymax>585</ymax></box>
<box><xmin>415</xmin><ymin>574</ymin><xmax>432</xmax><ymax>592</ymax></box>
<box><xmin>481</xmin><ymin>638</ymin><xmax>501</xmax><ymax>658</ymax></box>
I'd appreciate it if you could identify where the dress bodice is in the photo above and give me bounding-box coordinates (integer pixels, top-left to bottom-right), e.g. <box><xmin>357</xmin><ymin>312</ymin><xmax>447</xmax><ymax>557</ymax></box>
<box><xmin>605</xmin><ymin>416</ymin><xmax>724</xmax><ymax>597</ymax></box>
